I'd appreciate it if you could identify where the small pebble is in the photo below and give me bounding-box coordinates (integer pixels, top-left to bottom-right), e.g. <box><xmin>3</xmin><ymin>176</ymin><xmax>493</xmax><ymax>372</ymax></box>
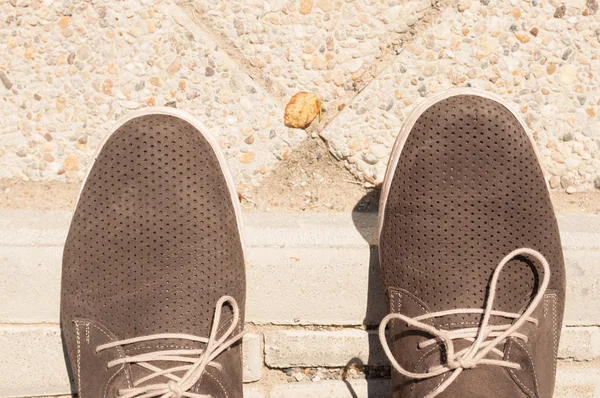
<box><xmin>0</xmin><ymin>0</ymin><xmax>597</xmax><ymax>194</ymax></box>
<box><xmin>0</xmin><ymin>71</ymin><xmax>13</xmax><ymax>90</ymax></box>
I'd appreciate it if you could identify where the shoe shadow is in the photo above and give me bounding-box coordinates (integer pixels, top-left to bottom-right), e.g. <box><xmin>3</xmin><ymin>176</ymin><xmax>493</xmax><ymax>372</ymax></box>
<box><xmin>60</xmin><ymin>328</ymin><xmax>77</xmax><ymax>396</ymax></box>
<box><xmin>342</xmin><ymin>358</ymin><xmax>363</xmax><ymax>398</ymax></box>
<box><xmin>342</xmin><ymin>356</ymin><xmax>389</xmax><ymax>398</ymax></box>
<box><xmin>351</xmin><ymin>189</ymin><xmax>385</xmax><ymax>327</ymax></box>
<box><xmin>348</xmin><ymin>189</ymin><xmax>390</xmax><ymax>398</ymax></box>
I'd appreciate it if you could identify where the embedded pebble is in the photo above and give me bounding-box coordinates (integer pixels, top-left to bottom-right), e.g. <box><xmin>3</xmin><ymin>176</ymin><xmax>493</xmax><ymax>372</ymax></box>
<box><xmin>0</xmin><ymin>0</ymin><xmax>303</xmax><ymax>188</ymax></box>
<box><xmin>0</xmin><ymin>0</ymin><xmax>597</xmax><ymax>193</ymax></box>
<box><xmin>0</xmin><ymin>71</ymin><xmax>13</xmax><ymax>90</ymax></box>
<box><xmin>457</xmin><ymin>0</ymin><xmax>472</xmax><ymax>12</ymax></box>
<box><xmin>284</xmin><ymin>92</ymin><xmax>321</xmax><ymax>129</ymax></box>
<box><xmin>558</xmin><ymin>65</ymin><xmax>577</xmax><ymax>84</ymax></box>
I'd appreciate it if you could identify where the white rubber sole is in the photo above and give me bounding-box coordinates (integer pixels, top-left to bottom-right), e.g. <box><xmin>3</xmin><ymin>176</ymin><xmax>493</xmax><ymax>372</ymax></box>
<box><xmin>74</xmin><ymin>106</ymin><xmax>246</xmax><ymax>250</ymax></box>
<box><xmin>377</xmin><ymin>87</ymin><xmax>549</xmax><ymax>245</ymax></box>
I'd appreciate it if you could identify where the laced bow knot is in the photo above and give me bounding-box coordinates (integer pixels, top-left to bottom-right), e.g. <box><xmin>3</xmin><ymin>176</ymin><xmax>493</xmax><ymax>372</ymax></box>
<box><xmin>448</xmin><ymin>357</ymin><xmax>476</xmax><ymax>370</ymax></box>
<box><xmin>379</xmin><ymin>248</ymin><xmax>551</xmax><ymax>398</ymax></box>
<box><xmin>168</xmin><ymin>381</ymin><xmax>184</xmax><ymax>398</ymax></box>
<box><xmin>96</xmin><ymin>295</ymin><xmax>246</xmax><ymax>398</ymax></box>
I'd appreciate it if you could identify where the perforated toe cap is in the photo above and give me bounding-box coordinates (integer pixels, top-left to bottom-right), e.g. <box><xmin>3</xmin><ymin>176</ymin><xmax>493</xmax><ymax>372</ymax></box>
<box><xmin>61</xmin><ymin>113</ymin><xmax>245</xmax><ymax>340</ymax></box>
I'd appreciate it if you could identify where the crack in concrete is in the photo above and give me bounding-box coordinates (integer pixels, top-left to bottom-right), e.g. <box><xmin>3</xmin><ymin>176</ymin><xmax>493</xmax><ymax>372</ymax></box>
<box><xmin>175</xmin><ymin>0</ymin><xmax>441</xmax><ymax>140</ymax></box>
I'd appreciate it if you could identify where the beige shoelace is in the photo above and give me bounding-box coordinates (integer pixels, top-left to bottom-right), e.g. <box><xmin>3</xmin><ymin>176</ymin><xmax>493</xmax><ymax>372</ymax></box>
<box><xmin>378</xmin><ymin>248</ymin><xmax>550</xmax><ymax>398</ymax></box>
<box><xmin>96</xmin><ymin>295</ymin><xmax>246</xmax><ymax>398</ymax></box>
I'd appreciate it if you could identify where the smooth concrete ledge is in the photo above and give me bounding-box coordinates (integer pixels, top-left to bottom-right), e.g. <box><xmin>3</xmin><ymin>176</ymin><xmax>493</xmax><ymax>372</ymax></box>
<box><xmin>1</xmin><ymin>211</ymin><xmax>600</xmax><ymax>326</ymax></box>
<box><xmin>2</xmin><ymin>211</ymin><xmax>599</xmax><ymax>250</ymax></box>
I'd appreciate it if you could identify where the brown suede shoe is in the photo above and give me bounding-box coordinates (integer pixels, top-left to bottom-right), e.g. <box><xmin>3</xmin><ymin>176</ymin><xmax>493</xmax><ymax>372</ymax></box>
<box><xmin>378</xmin><ymin>89</ymin><xmax>565</xmax><ymax>398</ymax></box>
<box><xmin>61</xmin><ymin>108</ymin><xmax>246</xmax><ymax>398</ymax></box>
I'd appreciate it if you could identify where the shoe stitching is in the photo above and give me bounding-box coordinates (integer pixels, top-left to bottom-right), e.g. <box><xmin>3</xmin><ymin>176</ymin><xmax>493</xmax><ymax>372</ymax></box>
<box><xmin>74</xmin><ymin>320</ymin><xmax>82</xmax><ymax>398</ymax></box>
<box><xmin>215</xmin><ymin>314</ymin><xmax>243</xmax><ymax>371</ymax></box>
<box><xmin>410</xmin><ymin>346</ymin><xmax>444</xmax><ymax>398</ymax></box>
<box><xmin>238</xmin><ymin>323</ymin><xmax>244</xmax><ymax>372</ymax></box>
<box><xmin>437</xmin><ymin>321</ymin><xmax>480</xmax><ymax>329</ymax></box>
<box><xmin>87</xmin><ymin>321</ymin><xmax>131</xmax><ymax>395</ymax></box>
<box><xmin>431</xmin><ymin>373</ymin><xmax>448</xmax><ymax>398</ymax></box>
<box><xmin>379</xmin><ymin>248</ymin><xmax>550</xmax><ymax>398</ymax></box>
<box><xmin>517</xmin><ymin>338</ymin><xmax>539</xmax><ymax>395</ymax></box>
<box><xmin>205</xmin><ymin>371</ymin><xmax>229</xmax><ymax>398</ymax></box>
<box><xmin>193</xmin><ymin>315</ymin><xmax>238</xmax><ymax>396</ymax></box>
<box><xmin>390</xmin><ymin>287</ymin><xmax>428</xmax><ymax>314</ymax></box>
<box><xmin>94</xmin><ymin>296</ymin><xmax>243</xmax><ymax>398</ymax></box>
<box><xmin>89</xmin><ymin>320</ymin><xmax>116</xmax><ymax>341</ymax></box>
<box><xmin>76</xmin><ymin>319</ymin><xmax>127</xmax><ymax>398</ymax></box>
<box><xmin>392</xmin><ymin>288</ymin><xmax>447</xmax><ymax>398</ymax></box>
<box><xmin>391</xmin><ymin>289</ymin><xmax>400</xmax><ymax>345</ymax></box>
<box><xmin>125</xmin><ymin>344</ymin><xmax>195</xmax><ymax>352</ymax></box>
<box><xmin>390</xmin><ymin>288</ymin><xmax>400</xmax><ymax>314</ymax></box>
<box><xmin>507</xmin><ymin>339</ymin><xmax>539</xmax><ymax>397</ymax></box>
<box><xmin>81</xmin><ymin>320</ymin><xmax>131</xmax><ymax>391</ymax></box>
<box><xmin>104</xmin><ymin>365</ymin><xmax>123</xmax><ymax>398</ymax></box>
<box><xmin>506</xmin><ymin>342</ymin><xmax>535</xmax><ymax>397</ymax></box>
<box><xmin>390</xmin><ymin>289</ymin><xmax>398</xmax><ymax>380</ymax></box>
<box><xmin>548</xmin><ymin>293</ymin><xmax>558</xmax><ymax>378</ymax></box>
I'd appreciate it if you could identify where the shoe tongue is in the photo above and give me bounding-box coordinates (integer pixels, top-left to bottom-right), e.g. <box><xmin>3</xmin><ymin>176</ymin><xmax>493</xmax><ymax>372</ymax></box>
<box><xmin>124</xmin><ymin>337</ymin><xmax>206</xmax><ymax>388</ymax></box>
<box><xmin>429</xmin><ymin>311</ymin><xmax>512</xmax><ymax>331</ymax></box>
<box><xmin>420</xmin><ymin>314</ymin><xmax>512</xmax><ymax>368</ymax></box>
<box><xmin>426</xmin><ymin>277</ymin><xmax>533</xmax><ymax>330</ymax></box>
<box><xmin>446</xmin><ymin>336</ymin><xmax>508</xmax><ymax>358</ymax></box>
<box><xmin>121</xmin><ymin>306</ymin><xmax>236</xmax><ymax>388</ymax></box>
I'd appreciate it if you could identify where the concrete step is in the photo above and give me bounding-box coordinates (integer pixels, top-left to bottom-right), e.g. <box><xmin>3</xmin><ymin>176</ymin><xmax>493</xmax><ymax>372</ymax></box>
<box><xmin>15</xmin><ymin>365</ymin><xmax>600</xmax><ymax>398</ymax></box>
<box><xmin>1</xmin><ymin>211</ymin><xmax>599</xmax><ymax>397</ymax></box>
